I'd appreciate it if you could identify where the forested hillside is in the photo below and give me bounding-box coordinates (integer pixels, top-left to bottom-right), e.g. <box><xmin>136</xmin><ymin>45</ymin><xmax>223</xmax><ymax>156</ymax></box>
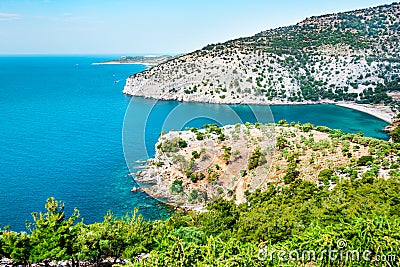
<box><xmin>1</xmin><ymin>177</ymin><xmax>399</xmax><ymax>266</ymax></box>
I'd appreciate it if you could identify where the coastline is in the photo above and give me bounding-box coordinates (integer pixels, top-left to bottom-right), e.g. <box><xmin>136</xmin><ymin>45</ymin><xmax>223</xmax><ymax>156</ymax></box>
<box><xmin>123</xmin><ymin>92</ymin><xmax>394</xmax><ymax>124</ymax></box>
<box><xmin>335</xmin><ymin>103</ymin><xmax>393</xmax><ymax>123</ymax></box>
<box><xmin>92</xmin><ymin>62</ymin><xmax>156</xmax><ymax>66</ymax></box>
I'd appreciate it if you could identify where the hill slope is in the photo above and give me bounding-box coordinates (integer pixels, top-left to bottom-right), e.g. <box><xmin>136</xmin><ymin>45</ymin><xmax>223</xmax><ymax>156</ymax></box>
<box><xmin>124</xmin><ymin>2</ymin><xmax>400</xmax><ymax>107</ymax></box>
<box><xmin>136</xmin><ymin>122</ymin><xmax>399</xmax><ymax>208</ymax></box>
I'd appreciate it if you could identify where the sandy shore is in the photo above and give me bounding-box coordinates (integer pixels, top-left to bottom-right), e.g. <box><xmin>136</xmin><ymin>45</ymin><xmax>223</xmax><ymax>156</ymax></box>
<box><xmin>335</xmin><ymin>102</ymin><xmax>394</xmax><ymax>123</ymax></box>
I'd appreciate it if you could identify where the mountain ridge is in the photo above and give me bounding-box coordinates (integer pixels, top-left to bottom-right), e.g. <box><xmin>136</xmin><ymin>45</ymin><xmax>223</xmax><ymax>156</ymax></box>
<box><xmin>124</xmin><ymin>2</ymin><xmax>400</xmax><ymax>114</ymax></box>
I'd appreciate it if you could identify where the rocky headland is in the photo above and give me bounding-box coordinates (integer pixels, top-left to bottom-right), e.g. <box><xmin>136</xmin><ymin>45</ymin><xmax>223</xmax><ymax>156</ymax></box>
<box><xmin>135</xmin><ymin>122</ymin><xmax>398</xmax><ymax>209</ymax></box>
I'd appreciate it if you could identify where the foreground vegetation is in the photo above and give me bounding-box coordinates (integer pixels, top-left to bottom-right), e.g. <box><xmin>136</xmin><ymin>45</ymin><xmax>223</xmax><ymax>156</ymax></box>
<box><xmin>1</xmin><ymin>175</ymin><xmax>399</xmax><ymax>266</ymax></box>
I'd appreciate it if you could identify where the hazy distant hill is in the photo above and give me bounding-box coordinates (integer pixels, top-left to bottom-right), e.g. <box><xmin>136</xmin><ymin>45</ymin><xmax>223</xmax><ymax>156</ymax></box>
<box><xmin>101</xmin><ymin>55</ymin><xmax>174</xmax><ymax>65</ymax></box>
<box><xmin>124</xmin><ymin>2</ymin><xmax>400</xmax><ymax>107</ymax></box>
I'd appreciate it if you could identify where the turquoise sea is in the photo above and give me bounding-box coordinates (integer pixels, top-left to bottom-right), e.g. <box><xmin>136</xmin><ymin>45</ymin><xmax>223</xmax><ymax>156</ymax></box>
<box><xmin>0</xmin><ymin>56</ymin><xmax>389</xmax><ymax>231</ymax></box>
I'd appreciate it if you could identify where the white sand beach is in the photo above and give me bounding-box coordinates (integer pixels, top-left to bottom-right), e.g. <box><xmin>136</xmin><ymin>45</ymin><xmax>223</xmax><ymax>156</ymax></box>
<box><xmin>336</xmin><ymin>102</ymin><xmax>394</xmax><ymax>123</ymax></box>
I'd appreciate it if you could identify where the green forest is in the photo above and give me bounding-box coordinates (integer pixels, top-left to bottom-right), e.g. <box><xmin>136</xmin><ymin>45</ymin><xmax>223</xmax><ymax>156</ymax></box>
<box><xmin>1</xmin><ymin>173</ymin><xmax>399</xmax><ymax>266</ymax></box>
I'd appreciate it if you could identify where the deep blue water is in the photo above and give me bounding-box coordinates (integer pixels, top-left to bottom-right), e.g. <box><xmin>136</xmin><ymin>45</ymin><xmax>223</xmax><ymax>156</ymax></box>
<box><xmin>0</xmin><ymin>56</ymin><xmax>169</xmax><ymax>231</ymax></box>
<box><xmin>0</xmin><ymin>56</ymin><xmax>389</xmax><ymax>231</ymax></box>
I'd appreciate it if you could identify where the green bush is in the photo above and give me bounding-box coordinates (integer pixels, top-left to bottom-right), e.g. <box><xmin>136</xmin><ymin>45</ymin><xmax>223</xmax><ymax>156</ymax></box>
<box><xmin>278</xmin><ymin>119</ymin><xmax>288</xmax><ymax>126</ymax></box>
<box><xmin>283</xmin><ymin>163</ymin><xmax>300</xmax><ymax>184</ymax></box>
<box><xmin>170</xmin><ymin>180</ymin><xmax>183</xmax><ymax>193</ymax></box>
<box><xmin>159</xmin><ymin>137</ymin><xmax>187</xmax><ymax>152</ymax></box>
<box><xmin>189</xmin><ymin>173</ymin><xmax>197</xmax><ymax>183</ymax></box>
<box><xmin>248</xmin><ymin>146</ymin><xmax>263</xmax><ymax>170</ymax></box>
<box><xmin>217</xmin><ymin>133</ymin><xmax>226</xmax><ymax>142</ymax></box>
<box><xmin>172</xmin><ymin>226</ymin><xmax>205</xmax><ymax>245</ymax></box>
<box><xmin>188</xmin><ymin>190</ymin><xmax>198</xmax><ymax>202</ymax></box>
<box><xmin>318</xmin><ymin>169</ymin><xmax>334</xmax><ymax>183</ymax></box>
<box><xmin>178</xmin><ymin>138</ymin><xmax>187</xmax><ymax>148</ymax></box>
<box><xmin>301</xmin><ymin>123</ymin><xmax>314</xmax><ymax>132</ymax></box>
<box><xmin>357</xmin><ymin>155</ymin><xmax>373</xmax><ymax>166</ymax></box>
<box><xmin>192</xmin><ymin>151</ymin><xmax>200</xmax><ymax>159</ymax></box>
<box><xmin>222</xmin><ymin>146</ymin><xmax>232</xmax><ymax>163</ymax></box>
<box><xmin>391</xmin><ymin>126</ymin><xmax>400</xmax><ymax>143</ymax></box>
<box><xmin>196</xmin><ymin>132</ymin><xmax>205</xmax><ymax>140</ymax></box>
<box><xmin>316</xmin><ymin>125</ymin><xmax>331</xmax><ymax>133</ymax></box>
<box><xmin>276</xmin><ymin>136</ymin><xmax>288</xmax><ymax>149</ymax></box>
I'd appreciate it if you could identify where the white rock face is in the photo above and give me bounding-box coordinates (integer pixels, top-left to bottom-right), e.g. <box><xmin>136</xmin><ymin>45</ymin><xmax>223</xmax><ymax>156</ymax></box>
<box><xmin>123</xmin><ymin>49</ymin><xmax>398</xmax><ymax>105</ymax></box>
<box><xmin>124</xmin><ymin>3</ymin><xmax>400</xmax><ymax>105</ymax></box>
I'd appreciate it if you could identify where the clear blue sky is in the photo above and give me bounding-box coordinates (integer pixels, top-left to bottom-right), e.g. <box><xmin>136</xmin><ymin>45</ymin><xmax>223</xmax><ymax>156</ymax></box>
<box><xmin>0</xmin><ymin>0</ymin><xmax>395</xmax><ymax>55</ymax></box>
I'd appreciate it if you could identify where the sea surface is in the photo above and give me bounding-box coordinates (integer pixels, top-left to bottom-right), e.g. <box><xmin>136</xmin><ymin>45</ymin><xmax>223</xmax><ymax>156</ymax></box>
<box><xmin>0</xmin><ymin>56</ymin><xmax>389</xmax><ymax>231</ymax></box>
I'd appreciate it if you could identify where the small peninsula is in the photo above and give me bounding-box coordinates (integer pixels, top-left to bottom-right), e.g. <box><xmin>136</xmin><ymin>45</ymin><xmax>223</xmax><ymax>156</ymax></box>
<box><xmin>136</xmin><ymin>122</ymin><xmax>398</xmax><ymax>209</ymax></box>
<box><xmin>93</xmin><ymin>55</ymin><xmax>175</xmax><ymax>66</ymax></box>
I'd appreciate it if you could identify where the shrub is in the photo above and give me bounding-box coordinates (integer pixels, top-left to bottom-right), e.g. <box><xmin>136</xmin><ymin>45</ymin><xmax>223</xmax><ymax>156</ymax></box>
<box><xmin>316</xmin><ymin>125</ymin><xmax>331</xmax><ymax>133</ymax></box>
<box><xmin>178</xmin><ymin>139</ymin><xmax>187</xmax><ymax>148</ymax></box>
<box><xmin>190</xmin><ymin>173</ymin><xmax>197</xmax><ymax>183</ymax></box>
<box><xmin>222</xmin><ymin>146</ymin><xmax>232</xmax><ymax>163</ymax></box>
<box><xmin>159</xmin><ymin>140</ymin><xmax>177</xmax><ymax>152</ymax></box>
<box><xmin>390</xmin><ymin>163</ymin><xmax>400</xmax><ymax>169</ymax></box>
<box><xmin>276</xmin><ymin>136</ymin><xmax>288</xmax><ymax>149</ymax></box>
<box><xmin>248</xmin><ymin>146</ymin><xmax>262</xmax><ymax>170</ymax></box>
<box><xmin>192</xmin><ymin>151</ymin><xmax>200</xmax><ymax>159</ymax></box>
<box><xmin>283</xmin><ymin>166</ymin><xmax>299</xmax><ymax>184</ymax></box>
<box><xmin>329</xmin><ymin>129</ymin><xmax>344</xmax><ymax>138</ymax></box>
<box><xmin>391</xmin><ymin>126</ymin><xmax>400</xmax><ymax>143</ymax></box>
<box><xmin>358</xmin><ymin>155</ymin><xmax>373</xmax><ymax>166</ymax></box>
<box><xmin>159</xmin><ymin>137</ymin><xmax>187</xmax><ymax>152</ymax></box>
<box><xmin>172</xmin><ymin>226</ymin><xmax>205</xmax><ymax>245</ymax></box>
<box><xmin>283</xmin><ymin>161</ymin><xmax>299</xmax><ymax>184</ymax></box>
<box><xmin>196</xmin><ymin>132</ymin><xmax>205</xmax><ymax>140</ymax></box>
<box><xmin>218</xmin><ymin>133</ymin><xmax>226</xmax><ymax>142</ymax></box>
<box><xmin>171</xmin><ymin>180</ymin><xmax>183</xmax><ymax>193</ymax></box>
<box><xmin>184</xmin><ymin>159</ymin><xmax>197</xmax><ymax>174</ymax></box>
<box><xmin>154</xmin><ymin>161</ymin><xmax>164</xmax><ymax>167</ymax></box>
<box><xmin>278</xmin><ymin>119</ymin><xmax>288</xmax><ymax>126</ymax></box>
<box><xmin>301</xmin><ymin>123</ymin><xmax>314</xmax><ymax>132</ymax></box>
<box><xmin>188</xmin><ymin>190</ymin><xmax>198</xmax><ymax>202</ymax></box>
<box><xmin>318</xmin><ymin>169</ymin><xmax>334</xmax><ymax>182</ymax></box>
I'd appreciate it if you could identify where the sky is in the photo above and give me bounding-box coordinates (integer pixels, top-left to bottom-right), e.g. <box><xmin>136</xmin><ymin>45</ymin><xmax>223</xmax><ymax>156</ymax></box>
<box><xmin>0</xmin><ymin>0</ymin><xmax>396</xmax><ymax>55</ymax></box>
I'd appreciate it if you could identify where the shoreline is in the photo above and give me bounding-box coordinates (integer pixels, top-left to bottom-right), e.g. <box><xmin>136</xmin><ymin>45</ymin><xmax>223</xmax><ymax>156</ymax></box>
<box><xmin>92</xmin><ymin>62</ymin><xmax>155</xmax><ymax>66</ymax></box>
<box><xmin>124</xmin><ymin>93</ymin><xmax>394</xmax><ymax>124</ymax></box>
